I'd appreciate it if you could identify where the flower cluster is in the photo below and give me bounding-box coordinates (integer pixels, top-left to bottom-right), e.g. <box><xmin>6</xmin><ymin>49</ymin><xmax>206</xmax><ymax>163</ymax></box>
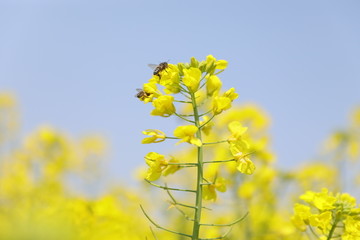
<box><xmin>292</xmin><ymin>188</ymin><xmax>360</xmax><ymax>239</ymax></box>
<box><xmin>137</xmin><ymin>56</ymin><xmax>255</xmax><ymax>180</ymax></box>
<box><xmin>137</xmin><ymin>56</ymin><xmax>255</xmax><ymax>239</ymax></box>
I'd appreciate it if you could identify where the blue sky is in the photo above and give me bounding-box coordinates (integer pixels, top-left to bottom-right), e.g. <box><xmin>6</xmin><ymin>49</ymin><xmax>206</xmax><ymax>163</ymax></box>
<box><xmin>1</xmin><ymin>0</ymin><xmax>359</xmax><ymax>184</ymax></box>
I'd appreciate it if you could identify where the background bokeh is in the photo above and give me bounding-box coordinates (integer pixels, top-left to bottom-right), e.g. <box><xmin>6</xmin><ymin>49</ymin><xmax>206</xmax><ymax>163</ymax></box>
<box><xmin>1</xmin><ymin>0</ymin><xmax>359</xmax><ymax>185</ymax></box>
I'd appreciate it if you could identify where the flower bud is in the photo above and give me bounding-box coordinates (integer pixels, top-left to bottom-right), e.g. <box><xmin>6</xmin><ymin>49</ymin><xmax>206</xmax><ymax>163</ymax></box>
<box><xmin>190</xmin><ymin>57</ymin><xmax>199</xmax><ymax>68</ymax></box>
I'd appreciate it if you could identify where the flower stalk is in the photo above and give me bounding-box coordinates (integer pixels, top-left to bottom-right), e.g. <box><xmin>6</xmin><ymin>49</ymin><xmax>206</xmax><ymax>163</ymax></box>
<box><xmin>190</xmin><ymin>90</ymin><xmax>204</xmax><ymax>240</ymax></box>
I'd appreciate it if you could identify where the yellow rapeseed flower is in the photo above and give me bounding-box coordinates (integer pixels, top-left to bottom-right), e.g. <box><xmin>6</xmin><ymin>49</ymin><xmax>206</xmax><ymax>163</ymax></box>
<box><xmin>203</xmin><ymin>184</ymin><xmax>217</xmax><ymax>201</ymax></box>
<box><xmin>203</xmin><ymin>55</ymin><xmax>228</xmax><ymax>71</ymax></box>
<box><xmin>309</xmin><ymin>211</ymin><xmax>332</xmax><ymax>232</ymax></box>
<box><xmin>300</xmin><ymin>188</ymin><xmax>336</xmax><ymax>211</ymax></box>
<box><xmin>343</xmin><ymin>216</ymin><xmax>360</xmax><ymax>240</ymax></box>
<box><xmin>212</xmin><ymin>96</ymin><xmax>232</xmax><ymax>115</ymax></box>
<box><xmin>205</xmin><ymin>55</ymin><xmax>217</xmax><ymax>71</ymax></box>
<box><xmin>228</xmin><ymin>121</ymin><xmax>248</xmax><ymax>141</ymax></box>
<box><xmin>173</xmin><ymin>125</ymin><xmax>202</xmax><ymax>147</ymax></box>
<box><xmin>206</xmin><ymin>74</ymin><xmax>222</xmax><ymax>96</ymax></box>
<box><xmin>291</xmin><ymin>203</ymin><xmax>311</xmax><ymax>231</ymax></box>
<box><xmin>150</xmin><ymin>95</ymin><xmax>176</xmax><ymax>117</ymax></box>
<box><xmin>215</xmin><ymin>59</ymin><xmax>228</xmax><ymax>70</ymax></box>
<box><xmin>182</xmin><ymin>67</ymin><xmax>202</xmax><ymax>93</ymax></box>
<box><xmin>144</xmin><ymin>152</ymin><xmax>168</xmax><ymax>181</ymax></box>
<box><xmin>339</xmin><ymin>193</ymin><xmax>357</xmax><ymax>208</ymax></box>
<box><xmin>223</xmin><ymin>88</ymin><xmax>239</xmax><ymax>101</ymax></box>
<box><xmin>158</xmin><ymin>64</ymin><xmax>181</xmax><ymax>94</ymax></box>
<box><xmin>141</xmin><ymin>129</ymin><xmax>166</xmax><ymax>144</ymax></box>
<box><xmin>212</xmin><ymin>88</ymin><xmax>238</xmax><ymax>115</ymax></box>
<box><xmin>139</xmin><ymin>82</ymin><xmax>160</xmax><ymax>103</ymax></box>
<box><xmin>234</xmin><ymin>153</ymin><xmax>255</xmax><ymax>174</ymax></box>
<box><xmin>228</xmin><ymin>121</ymin><xmax>250</xmax><ymax>156</ymax></box>
<box><xmin>202</xmin><ymin>177</ymin><xmax>227</xmax><ymax>201</ymax></box>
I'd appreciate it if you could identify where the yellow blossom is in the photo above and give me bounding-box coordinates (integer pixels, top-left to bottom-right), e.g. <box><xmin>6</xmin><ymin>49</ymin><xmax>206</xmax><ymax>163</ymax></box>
<box><xmin>291</xmin><ymin>203</ymin><xmax>311</xmax><ymax>231</ymax></box>
<box><xmin>182</xmin><ymin>67</ymin><xmax>202</xmax><ymax>93</ymax></box>
<box><xmin>138</xmin><ymin>82</ymin><xmax>160</xmax><ymax>103</ymax></box>
<box><xmin>173</xmin><ymin>125</ymin><xmax>202</xmax><ymax>147</ymax></box>
<box><xmin>228</xmin><ymin>121</ymin><xmax>250</xmax><ymax>156</ymax></box>
<box><xmin>339</xmin><ymin>193</ymin><xmax>357</xmax><ymax>208</ymax></box>
<box><xmin>309</xmin><ymin>211</ymin><xmax>332</xmax><ymax>232</ymax></box>
<box><xmin>215</xmin><ymin>59</ymin><xmax>228</xmax><ymax>70</ymax></box>
<box><xmin>151</xmin><ymin>95</ymin><xmax>176</xmax><ymax>117</ymax></box>
<box><xmin>223</xmin><ymin>88</ymin><xmax>238</xmax><ymax>101</ymax></box>
<box><xmin>228</xmin><ymin>121</ymin><xmax>248</xmax><ymax>141</ymax></box>
<box><xmin>204</xmin><ymin>55</ymin><xmax>228</xmax><ymax>71</ymax></box>
<box><xmin>300</xmin><ymin>188</ymin><xmax>336</xmax><ymax>211</ymax></box>
<box><xmin>144</xmin><ymin>152</ymin><xmax>168</xmax><ymax>181</ymax></box>
<box><xmin>212</xmin><ymin>96</ymin><xmax>232</xmax><ymax>115</ymax></box>
<box><xmin>203</xmin><ymin>184</ymin><xmax>217</xmax><ymax>201</ymax></box>
<box><xmin>190</xmin><ymin>57</ymin><xmax>199</xmax><ymax>68</ymax></box>
<box><xmin>206</xmin><ymin>75</ymin><xmax>222</xmax><ymax>96</ymax></box>
<box><xmin>343</xmin><ymin>216</ymin><xmax>360</xmax><ymax>240</ymax></box>
<box><xmin>234</xmin><ymin>153</ymin><xmax>255</xmax><ymax>174</ymax></box>
<box><xmin>212</xmin><ymin>88</ymin><xmax>238</xmax><ymax>115</ymax></box>
<box><xmin>205</xmin><ymin>55</ymin><xmax>217</xmax><ymax>71</ymax></box>
<box><xmin>158</xmin><ymin>64</ymin><xmax>181</xmax><ymax>94</ymax></box>
<box><xmin>141</xmin><ymin>129</ymin><xmax>166</xmax><ymax>144</ymax></box>
<box><xmin>202</xmin><ymin>177</ymin><xmax>227</xmax><ymax>201</ymax></box>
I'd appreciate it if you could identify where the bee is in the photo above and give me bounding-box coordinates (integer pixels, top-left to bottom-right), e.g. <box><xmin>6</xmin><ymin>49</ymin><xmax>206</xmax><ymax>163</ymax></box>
<box><xmin>148</xmin><ymin>62</ymin><xmax>169</xmax><ymax>78</ymax></box>
<box><xmin>135</xmin><ymin>88</ymin><xmax>151</xmax><ymax>100</ymax></box>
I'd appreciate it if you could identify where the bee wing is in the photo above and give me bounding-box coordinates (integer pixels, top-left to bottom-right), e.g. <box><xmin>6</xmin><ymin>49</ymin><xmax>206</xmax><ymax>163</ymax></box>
<box><xmin>148</xmin><ymin>64</ymin><xmax>158</xmax><ymax>70</ymax></box>
<box><xmin>135</xmin><ymin>88</ymin><xmax>142</xmax><ymax>98</ymax></box>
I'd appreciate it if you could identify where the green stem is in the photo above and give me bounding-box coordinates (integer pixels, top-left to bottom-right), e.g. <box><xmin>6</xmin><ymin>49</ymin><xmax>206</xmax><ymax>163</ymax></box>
<box><xmin>144</xmin><ymin>179</ymin><xmax>196</xmax><ymax>193</ymax></box>
<box><xmin>203</xmin><ymin>159</ymin><xmax>236</xmax><ymax>164</ymax></box>
<box><xmin>199</xmin><ymin>110</ymin><xmax>212</xmax><ymax>117</ymax></box>
<box><xmin>215</xmin><ymin>69</ymin><xmax>225</xmax><ymax>75</ymax></box>
<box><xmin>199</xmin><ymin>114</ymin><xmax>215</xmax><ymax>129</ymax></box>
<box><xmin>174</xmin><ymin>112</ymin><xmax>195</xmax><ymax>123</ymax></box>
<box><xmin>327</xmin><ymin>215</ymin><xmax>340</xmax><ymax>240</ymax></box>
<box><xmin>165</xmin><ymin>136</ymin><xmax>180</xmax><ymax>140</ymax></box>
<box><xmin>191</xmin><ymin>91</ymin><xmax>204</xmax><ymax>240</ymax></box>
<box><xmin>174</xmin><ymin>100</ymin><xmax>193</xmax><ymax>104</ymax></box>
<box><xmin>166</xmin><ymin>162</ymin><xmax>198</xmax><ymax>166</ymax></box>
<box><xmin>202</xmin><ymin>140</ymin><xmax>227</xmax><ymax>145</ymax></box>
